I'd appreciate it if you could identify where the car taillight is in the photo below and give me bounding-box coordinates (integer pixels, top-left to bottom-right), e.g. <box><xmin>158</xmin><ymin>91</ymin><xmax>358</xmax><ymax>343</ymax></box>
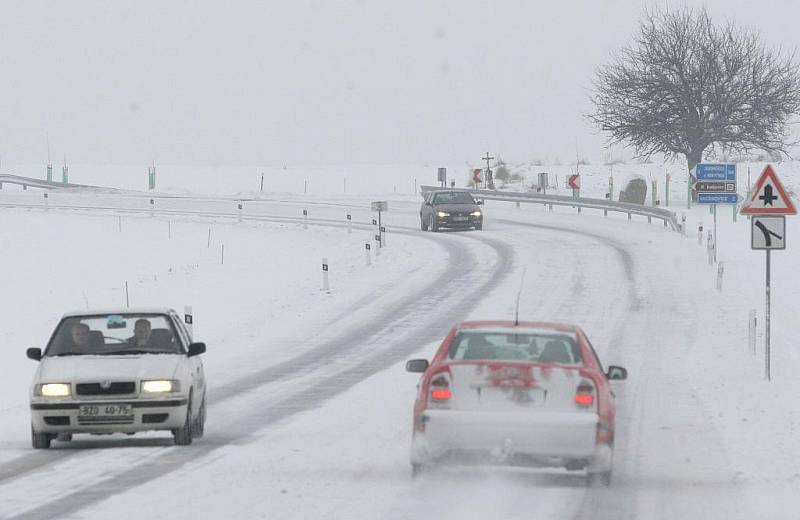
<box><xmin>431</xmin><ymin>389</ymin><xmax>452</xmax><ymax>401</ymax></box>
<box><xmin>429</xmin><ymin>374</ymin><xmax>452</xmax><ymax>404</ymax></box>
<box><xmin>575</xmin><ymin>379</ymin><xmax>595</xmax><ymax>408</ymax></box>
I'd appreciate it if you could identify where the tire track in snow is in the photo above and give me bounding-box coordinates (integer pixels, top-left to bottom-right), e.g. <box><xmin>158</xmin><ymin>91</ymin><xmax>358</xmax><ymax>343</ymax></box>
<box><xmin>1</xmin><ymin>218</ymin><xmax>514</xmax><ymax>520</ymax></box>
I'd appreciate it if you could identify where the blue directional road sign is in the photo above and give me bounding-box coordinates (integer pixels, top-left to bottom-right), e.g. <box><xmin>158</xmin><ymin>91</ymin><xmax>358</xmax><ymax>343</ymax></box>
<box><xmin>696</xmin><ymin>164</ymin><xmax>737</xmax><ymax>204</ymax></box>
<box><xmin>698</xmin><ymin>193</ymin><xmax>739</xmax><ymax>204</ymax></box>
<box><xmin>696</xmin><ymin>163</ymin><xmax>736</xmax><ymax>181</ymax></box>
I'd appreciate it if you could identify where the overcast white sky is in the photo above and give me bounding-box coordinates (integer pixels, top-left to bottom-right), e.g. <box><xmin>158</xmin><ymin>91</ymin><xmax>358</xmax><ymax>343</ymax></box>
<box><xmin>1</xmin><ymin>0</ymin><xmax>799</xmax><ymax>166</ymax></box>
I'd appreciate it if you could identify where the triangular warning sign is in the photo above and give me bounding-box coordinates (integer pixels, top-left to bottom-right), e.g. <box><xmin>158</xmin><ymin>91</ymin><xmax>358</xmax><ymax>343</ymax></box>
<box><xmin>740</xmin><ymin>165</ymin><xmax>796</xmax><ymax>215</ymax></box>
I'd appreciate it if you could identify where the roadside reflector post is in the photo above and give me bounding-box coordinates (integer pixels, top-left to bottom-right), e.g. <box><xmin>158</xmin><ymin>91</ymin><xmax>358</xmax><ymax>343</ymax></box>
<box><xmin>604</xmin><ymin>207</ymin><xmax>608</xmax><ymax>217</ymax></box>
<box><xmin>365</xmin><ymin>241</ymin><xmax>371</xmax><ymax>266</ymax></box>
<box><xmin>665</xmin><ymin>172</ymin><xmax>671</xmax><ymax>206</ymax></box>
<box><xmin>375</xmin><ymin>233</ymin><xmax>381</xmax><ymax>256</ymax></box>
<box><xmin>707</xmin><ymin>231</ymin><xmax>714</xmax><ymax>265</ymax></box>
<box><xmin>168</xmin><ymin>221</ymin><xmax>172</xmax><ymax>240</ymax></box>
<box><xmin>648</xmin><ymin>215</ymin><xmax>652</xmax><ymax>224</ymax></box>
<box><xmin>149</xmin><ymin>198</ymin><xmax>154</xmax><ymax>217</ymax></box>
<box><xmin>346</xmin><ymin>213</ymin><xmax>352</xmax><ymax>234</ymax></box>
<box><xmin>322</xmin><ymin>258</ymin><xmax>329</xmax><ymax>291</ymax></box>
<box><xmin>748</xmin><ymin>310</ymin><xmax>757</xmax><ymax>356</ymax></box>
<box><xmin>43</xmin><ymin>192</ymin><xmax>49</xmax><ymax>211</ymax></box>
<box><xmin>698</xmin><ymin>223</ymin><xmax>703</xmax><ymax>245</ymax></box>
<box><xmin>628</xmin><ymin>212</ymin><xmax>631</xmax><ymax>220</ymax></box>
<box><xmin>681</xmin><ymin>214</ymin><xmax>687</xmax><ymax>237</ymax></box>
<box><xmin>237</xmin><ymin>202</ymin><xmax>243</xmax><ymax>223</ymax></box>
<box><xmin>733</xmin><ymin>203</ymin><xmax>738</xmax><ymax>223</ymax></box>
<box><xmin>380</xmin><ymin>226</ymin><xmax>386</xmax><ymax>247</ymax></box>
<box><xmin>184</xmin><ymin>305</ymin><xmax>194</xmax><ymax>340</ymax></box>
<box><xmin>125</xmin><ymin>281</ymin><xmax>130</xmax><ymax>309</ymax></box>
<box><xmin>207</xmin><ymin>227</ymin><xmax>211</xmax><ymax>248</ymax></box>
<box><xmin>118</xmin><ymin>216</ymin><xmax>122</xmax><ymax>233</ymax></box>
<box><xmin>549</xmin><ymin>203</ymin><xmax>553</xmax><ymax>211</ymax></box>
<box><xmin>716</xmin><ymin>262</ymin><xmax>724</xmax><ymax>292</ymax></box>
<box><xmin>221</xmin><ymin>244</ymin><xmax>225</xmax><ymax>265</ymax></box>
<box><xmin>303</xmin><ymin>209</ymin><xmax>308</xmax><ymax>229</ymax></box>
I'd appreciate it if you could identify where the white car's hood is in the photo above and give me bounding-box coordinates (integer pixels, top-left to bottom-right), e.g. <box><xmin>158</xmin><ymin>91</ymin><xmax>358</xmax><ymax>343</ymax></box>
<box><xmin>37</xmin><ymin>354</ymin><xmax>181</xmax><ymax>382</ymax></box>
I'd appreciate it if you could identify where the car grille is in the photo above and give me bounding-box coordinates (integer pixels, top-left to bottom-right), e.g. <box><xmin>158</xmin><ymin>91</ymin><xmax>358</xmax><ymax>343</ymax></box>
<box><xmin>76</xmin><ymin>382</ymin><xmax>136</xmax><ymax>396</ymax></box>
<box><xmin>77</xmin><ymin>416</ymin><xmax>135</xmax><ymax>426</ymax></box>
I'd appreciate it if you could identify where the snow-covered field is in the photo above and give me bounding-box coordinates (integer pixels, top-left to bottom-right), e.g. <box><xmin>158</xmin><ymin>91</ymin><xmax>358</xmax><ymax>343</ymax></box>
<box><xmin>0</xmin><ymin>163</ymin><xmax>799</xmax><ymax>519</ymax></box>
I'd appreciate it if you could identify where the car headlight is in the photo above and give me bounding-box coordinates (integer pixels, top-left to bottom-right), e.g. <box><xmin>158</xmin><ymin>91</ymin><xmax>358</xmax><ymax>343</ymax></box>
<box><xmin>141</xmin><ymin>380</ymin><xmax>180</xmax><ymax>393</ymax></box>
<box><xmin>37</xmin><ymin>383</ymin><xmax>71</xmax><ymax>397</ymax></box>
<box><xmin>471</xmin><ymin>211</ymin><xmax>482</xmax><ymax>216</ymax></box>
<box><xmin>436</xmin><ymin>211</ymin><xmax>449</xmax><ymax>217</ymax></box>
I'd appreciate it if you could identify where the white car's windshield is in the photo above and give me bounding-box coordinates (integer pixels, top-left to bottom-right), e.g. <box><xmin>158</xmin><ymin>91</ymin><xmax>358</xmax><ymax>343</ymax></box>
<box><xmin>46</xmin><ymin>314</ymin><xmax>182</xmax><ymax>356</ymax></box>
<box><xmin>448</xmin><ymin>332</ymin><xmax>582</xmax><ymax>364</ymax></box>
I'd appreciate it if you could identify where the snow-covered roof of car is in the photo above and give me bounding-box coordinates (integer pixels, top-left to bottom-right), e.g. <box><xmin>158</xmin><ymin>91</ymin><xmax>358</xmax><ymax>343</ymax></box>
<box><xmin>61</xmin><ymin>308</ymin><xmax>176</xmax><ymax>318</ymax></box>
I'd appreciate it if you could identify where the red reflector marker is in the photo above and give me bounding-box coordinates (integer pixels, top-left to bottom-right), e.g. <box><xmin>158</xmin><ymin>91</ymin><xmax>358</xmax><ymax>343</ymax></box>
<box><xmin>575</xmin><ymin>393</ymin><xmax>594</xmax><ymax>406</ymax></box>
<box><xmin>431</xmin><ymin>389</ymin><xmax>452</xmax><ymax>401</ymax></box>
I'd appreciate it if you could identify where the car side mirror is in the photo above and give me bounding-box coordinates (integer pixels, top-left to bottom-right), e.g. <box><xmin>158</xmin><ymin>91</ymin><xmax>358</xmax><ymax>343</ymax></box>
<box><xmin>187</xmin><ymin>342</ymin><xmax>206</xmax><ymax>357</ymax></box>
<box><xmin>27</xmin><ymin>348</ymin><xmax>42</xmax><ymax>361</ymax></box>
<box><xmin>606</xmin><ymin>365</ymin><xmax>627</xmax><ymax>381</ymax></box>
<box><xmin>406</xmin><ymin>359</ymin><xmax>429</xmax><ymax>373</ymax></box>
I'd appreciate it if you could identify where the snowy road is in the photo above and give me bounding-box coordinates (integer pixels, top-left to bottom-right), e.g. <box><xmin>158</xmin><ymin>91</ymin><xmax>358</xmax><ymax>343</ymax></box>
<box><xmin>0</xmin><ymin>192</ymin><xmax>769</xmax><ymax>519</ymax></box>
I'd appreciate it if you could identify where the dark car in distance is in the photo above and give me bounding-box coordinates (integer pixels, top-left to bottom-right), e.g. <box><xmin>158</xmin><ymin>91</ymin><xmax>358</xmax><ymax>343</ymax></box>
<box><xmin>420</xmin><ymin>190</ymin><xmax>483</xmax><ymax>232</ymax></box>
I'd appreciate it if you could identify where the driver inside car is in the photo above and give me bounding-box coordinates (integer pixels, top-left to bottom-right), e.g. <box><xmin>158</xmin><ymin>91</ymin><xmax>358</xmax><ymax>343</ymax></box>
<box><xmin>128</xmin><ymin>319</ymin><xmax>153</xmax><ymax>348</ymax></box>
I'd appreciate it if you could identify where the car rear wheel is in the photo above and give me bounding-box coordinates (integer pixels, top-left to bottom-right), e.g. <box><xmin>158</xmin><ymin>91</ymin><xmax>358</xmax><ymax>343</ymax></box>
<box><xmin>173</xmin><ymin>394</ymin><xmax>194</xmax><ymax>446</ymax></box>
<box><xmin>31</xmin><ymin>426</ymin><xmax>52</xmax><ymax>449</ymax></box>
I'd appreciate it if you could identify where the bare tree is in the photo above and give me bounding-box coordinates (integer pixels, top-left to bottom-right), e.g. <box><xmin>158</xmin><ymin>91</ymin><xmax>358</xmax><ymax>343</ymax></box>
<box><xmin>589</xmin><ymin>7</ymin><xmax>800</xmax><ymax>173</ymax></box>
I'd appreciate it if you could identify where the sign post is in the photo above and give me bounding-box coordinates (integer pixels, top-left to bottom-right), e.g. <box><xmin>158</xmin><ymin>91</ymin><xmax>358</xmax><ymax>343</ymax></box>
<box><xmin>437</xmin><ymin>167</ymin><xmax>447</xmax><ymax>188</ymax></box>
<box><xmin>741</xmin><ymin>165</ymin><xmax>796</xmax><ymax>381</ymax></box>
<box><xmin>694</xmin><ymin>164</ymin><xmax>737</xmax><ymax>263</ymax></box>
<box><xmin>371</xmin><ymin>201</ymin><xmax>388</xmax><ymax>248</ymax></box>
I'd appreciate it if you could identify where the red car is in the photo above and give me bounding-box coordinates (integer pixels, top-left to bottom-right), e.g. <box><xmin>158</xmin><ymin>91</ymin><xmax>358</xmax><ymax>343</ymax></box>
<box><xmin>406</xmin><ymin>320</ymin><xmax>627</xmax><ymax>485</ymax></box>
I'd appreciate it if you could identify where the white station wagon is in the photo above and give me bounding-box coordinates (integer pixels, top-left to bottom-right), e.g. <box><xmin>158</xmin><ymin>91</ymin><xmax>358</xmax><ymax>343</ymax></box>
<box><xmin>27</xmin><ymin>308</ymin><xmax>207</xmax><ymax>448</ymax></box>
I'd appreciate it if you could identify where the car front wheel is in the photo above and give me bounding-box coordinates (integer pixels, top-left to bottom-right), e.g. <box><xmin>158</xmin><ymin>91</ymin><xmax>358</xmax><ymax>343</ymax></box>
<box><xmin>420</xmin><ymin>214</ymin><xmax>428</xmax><ymax>231</ymax></box>
<box><xmin>173</xmin><ymin>394</ymin><xmax>194</xmax><ymax>446</ymax></box>
<box><xmin>31</xmin><ymin>426</ymin><xmax>52</xmax><ymax>449</ymax></box>
<box><xmin>429</xmin><ymin>215</ymin><xmax>438</xmax><ymax>232</ymax></box>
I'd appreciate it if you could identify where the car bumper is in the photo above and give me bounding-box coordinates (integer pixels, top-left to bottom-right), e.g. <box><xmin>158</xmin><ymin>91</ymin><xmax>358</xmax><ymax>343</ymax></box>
<box><xmin>411</xmin><ymin>409</ymin><xmax>601</xmax><ymax>465</ymax></box>
<box><xmin>436</xmin><ymin>216</ymin><xmax>482</xmax><ymax>228</ymax></box>
<box><xmin>30</xmin><ymin>397</ymin><xmax>189</xmax><ymax>433</ymax></box>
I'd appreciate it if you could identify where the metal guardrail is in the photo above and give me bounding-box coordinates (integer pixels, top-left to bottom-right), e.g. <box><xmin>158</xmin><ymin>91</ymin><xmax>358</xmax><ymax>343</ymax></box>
<box><xmin>0</xmin><ymin>174</ymin><xmax>126</xmax><ymax>192</ymax></box>
<box><xmin>420</xmin><ymin>185</ymin><xmax>679</xmax><ymax>231</ymax></box>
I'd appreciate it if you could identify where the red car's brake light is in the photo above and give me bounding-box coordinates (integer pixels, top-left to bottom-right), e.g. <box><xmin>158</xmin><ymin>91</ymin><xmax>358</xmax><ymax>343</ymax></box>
<box><xmin>575</xmin><ymin>379</ymin><xmax>595</xmax><ymax>408</ymax></box>
<box><xmin>431</xmin><ymin>388</ymin><xmax>452</xmax><ymax>401</ymax></box>
<box><xmin>429</xmin><ymin>373</ymin><xmax>453</xmax><ymax>404</ymax></box>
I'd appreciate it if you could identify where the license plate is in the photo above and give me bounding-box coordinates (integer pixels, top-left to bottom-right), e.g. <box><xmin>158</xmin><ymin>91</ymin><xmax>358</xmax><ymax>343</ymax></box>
<box><xmin>454</xmin><ymin>216</ymin><xmax>469</xmax><ymax>221</ymax></box>
<box><xmin>79</xmin><ymin>404</ymin><xmax>133</xmax><ymax>417</ymax></box>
